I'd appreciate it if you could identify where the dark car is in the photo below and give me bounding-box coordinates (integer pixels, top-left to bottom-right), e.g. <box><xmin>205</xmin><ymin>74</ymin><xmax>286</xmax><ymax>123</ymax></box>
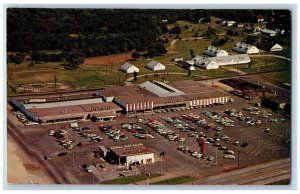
<box><xmin>44</xmin><ymin>155</ymin><xmax>51</xmax><ymax>160</ymax></box>
<box><xmin>57</xmin><ymin>152</ymin><xmax>67</xmax><ymax>157</ymax></box>
<box><xmin>240</xmin><ymin>143</ymin><xmax>249</xmax><ymax>148</ymax></box>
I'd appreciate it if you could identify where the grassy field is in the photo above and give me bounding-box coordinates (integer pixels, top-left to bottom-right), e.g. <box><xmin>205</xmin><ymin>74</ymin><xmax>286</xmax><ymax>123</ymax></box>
<box><xmin>264</xmin><ymin>71</ymin><xmax>291</xmax><ymax>84</ymax></box>
<box><xmin>150</xmin><ymin>176</ymin><xmax>197</xmax><ymax>185</ymax></box>
<box><xmin>99</xmin><ymin>173</ymin><xmax>161</xmax><ymax>184</ymax></box>
<box><xmin>239</xmin><ymin>59</ymin><xmax>290</xmax><ymax>73</ymax></box>
<box><xmin>7</xmin><ymin>18</ymin><xmax>291</xmax><ymax>94</ymax></box>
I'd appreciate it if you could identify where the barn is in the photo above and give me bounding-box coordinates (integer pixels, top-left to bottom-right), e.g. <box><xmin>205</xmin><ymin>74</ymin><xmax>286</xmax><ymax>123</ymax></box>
<box><xmin>121</xmin><ymin>62</ymin><xmax>139</xmax><ymax>73</ymax></box>
<box><xmin>233</xmin><ymin>42</ymin><xmax>260</xmax><ymax>54</ymax></box>
<box><xmin>146</xmin><ymin>60</ymin><xmax>166</xmax><ymax>71</ymax></box>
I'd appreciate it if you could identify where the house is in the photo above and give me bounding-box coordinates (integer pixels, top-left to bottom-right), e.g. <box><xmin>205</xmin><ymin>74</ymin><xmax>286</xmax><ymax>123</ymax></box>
<box><xmin>257</xmin><ymin>15</ymin><xmax>265</xmax><ymax>22</ymax></box>
<box><xmin>146</xmin><ymin>60</ymin><xmax>166</xmax><ymax>71</ymax></box>
<box><xmin>233</xmin><ymin>42</ymin><xmax>260</xmax><ymax>54</ymax></box>
<box><xmin>237</xmin><ymin>23</ymin><xmax>244</xmax><ymax>28</ymax></box>
<box><xmin>120</xmin><ymin>62</ymin><xmax>139</xmax><ymax>73</ymax></box>
<box><xmin>227</xmin><ymin>21</ymin><xmax>236</xmax><ymax>27</ymax></box>
<box><xmin>203</xmin><ymin>45</ymin><xmax>229</xmax><ymax>57</ymax></box>
<box><xmin>172</xmin><ymin>55</ymin><xmax>183</xmax><ymax>62</ymax></box>
<box><xmin>261</xmin><ymin>28</ymin><xmax>277</xmax><ymax>37</ymax></box>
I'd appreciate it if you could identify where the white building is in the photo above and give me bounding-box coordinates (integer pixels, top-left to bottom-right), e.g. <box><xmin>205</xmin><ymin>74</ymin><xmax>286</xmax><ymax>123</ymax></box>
<box><xmin>203</xmin><ymin>45</ymin><xmax>229</xmax><ymax>57</ymax></box>
<box><xmin>261</xmin><ymin>28</ymin><xmax>277</xmax><ymax>37</ymax></box>
<box><xmin>146</xmin><ymin>60</ymin><xmax>166</xmax><ymax>71</ymax></box>
<box><xmin>172</xmin><ymin>55</ymin><xmax>183</xmax><ymax>62</ymax></box>
<box><xmin>110</xmin><ymin>144</ymin><xmax>155</xmax><ymax>166</ymax></box>
<box><xmin>193</xmin><ymin>56</ymin><xmax>219</xmax><ymax>70</ymax></box>
<box><xmin>209</xmin><ymin>54</ymin><xmax>251</xmax><ymax>66</ymax></box>
<box><xmin>120</xmin><ymin>62</ymin><xmax>139</xmax><ymax>73</ymax></box>
<box><xmin>270</xmin><ymin>43</ymin><xmax>283</xmax><ymax>52</ymax></box>
<box><xmin>193</xmin><ymin>54</ymin><xmax>250</xmax><ymax>70</ymax></box>
<box><xmin>233</xmin><ymin>42</ymin><xmax>260</xmax><ymax>54</ymax></box>
<box><xmin>222</xmin><ymin>20</ymin><xmax>236</xmax><ymax>26</ymax></box>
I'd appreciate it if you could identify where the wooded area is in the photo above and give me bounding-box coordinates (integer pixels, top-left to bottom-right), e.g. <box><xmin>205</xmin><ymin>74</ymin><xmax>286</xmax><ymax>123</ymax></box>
<box><xmin>7</xmin><ymin>9</ymin><xmax>291</xmax><ymax>69</ymax></box>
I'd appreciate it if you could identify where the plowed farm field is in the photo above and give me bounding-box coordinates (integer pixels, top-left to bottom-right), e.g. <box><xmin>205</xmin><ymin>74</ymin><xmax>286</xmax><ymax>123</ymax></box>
<box><xmin>84</xmin><ymin>52</ymin><xmax>133</xmax><ymax>65</ymax></box>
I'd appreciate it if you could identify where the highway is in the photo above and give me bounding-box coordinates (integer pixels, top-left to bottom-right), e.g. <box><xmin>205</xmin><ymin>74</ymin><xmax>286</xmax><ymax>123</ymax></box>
<box><xmin>191</xmin><ymin>158</ymin><xmax>290</xmax><ymax>185</ymax></box>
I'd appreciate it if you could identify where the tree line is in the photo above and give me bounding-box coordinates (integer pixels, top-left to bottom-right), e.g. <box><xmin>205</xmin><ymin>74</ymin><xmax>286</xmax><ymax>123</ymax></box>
<box><xmin>7</xmin><ymin>9</ymin><xmax>290</xmax><ymax>68</ymax></box>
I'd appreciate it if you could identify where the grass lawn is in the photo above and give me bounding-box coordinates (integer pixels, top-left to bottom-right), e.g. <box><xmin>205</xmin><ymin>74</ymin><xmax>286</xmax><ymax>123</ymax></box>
<box><xmin>99</xmin><ymin>173</ymin><xmax>161</xmax><ymax>185</ymax></box>
<box><xmin>240</xmin><ymin>59</ymin><xmax>289</xmax><ymax>73</ymax></box>
<box><xmin>264</xmin><ymin>71</ymin><xmax>291</xmax><ymax>84</ymax></box>
<box><xmin>150</xmin><ymin>176</ymin><xmax>197</xmax><ymax>185</ymax></box>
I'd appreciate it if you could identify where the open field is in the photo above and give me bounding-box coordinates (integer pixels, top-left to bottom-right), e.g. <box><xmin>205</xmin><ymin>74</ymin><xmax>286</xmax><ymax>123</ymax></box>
<box><xmin>7</xmin><ymin>17</ymin><xmax>291</xmax><ymax>95</ymax></box>
<box><xmin>84</xmin><ymin>52</ymin><xmax>133</xmax><ymax>65</ymax></box>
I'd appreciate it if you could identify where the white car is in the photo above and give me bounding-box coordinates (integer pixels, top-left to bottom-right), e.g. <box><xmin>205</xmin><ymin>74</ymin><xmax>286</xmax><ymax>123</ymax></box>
<box><xmin>224</xmin><ymin>154</ymin><xmax>236</xmax><ymax>159</ymax></box>
<box><xmin>226</xmin><ymin>150</ymin><xmax>235</xmax><ymax>155</ymax></box>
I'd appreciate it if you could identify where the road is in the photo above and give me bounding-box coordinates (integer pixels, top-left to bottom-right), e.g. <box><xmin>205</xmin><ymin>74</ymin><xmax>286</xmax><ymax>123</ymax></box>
<box><xmin>189</xmin><ymin>158</ymin><xmax>290</xmax><ymax>185</ymax></box>
<box><xmin>7</xmin><ymin>119</ymin><xmax>72</xmax><ymax>184</ymax></box>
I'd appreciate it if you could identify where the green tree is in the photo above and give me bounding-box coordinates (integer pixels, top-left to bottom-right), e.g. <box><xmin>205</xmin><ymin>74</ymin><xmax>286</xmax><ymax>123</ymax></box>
<box><xmin>189</xmin><ymin>49</ymin><xmax>195</xmax><ymax>58</ymax></box>
<box><xmin>64</xmin><ymin>49</ymin><xmax>84</xmax><ymax>70</ymax></box>
<box><xmin>131</xmin><ymin>51</ymin><xmax>140</xmax><ymax>60</ymax></box>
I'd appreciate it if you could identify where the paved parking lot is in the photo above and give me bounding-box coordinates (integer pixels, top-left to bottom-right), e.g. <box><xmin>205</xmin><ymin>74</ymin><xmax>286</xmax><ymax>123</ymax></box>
<box><xmin>8</xmin><ymin>90</ymin><xmax>291</xmax><ymax>184</ymax></box>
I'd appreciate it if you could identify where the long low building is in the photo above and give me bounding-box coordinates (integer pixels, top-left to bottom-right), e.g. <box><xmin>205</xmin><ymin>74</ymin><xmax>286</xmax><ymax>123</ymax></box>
<box><xmin>193</xmin><ymin>54</ymin><xmax>250</xmax><ymax>69</ymax></box>
<box><xmin>99</xmin><ymin>80</ymin><xmax>230</xmax><ymax>113</ymax></box>
<box><xmin>26</xmin><ymin>100</ymin><xmax>122</xmax><ymax>123</ymax></box>
<box><xmin>10</xmin><ymin>80</ymin><xmax>231</xmax><ymax>123</ymax></box>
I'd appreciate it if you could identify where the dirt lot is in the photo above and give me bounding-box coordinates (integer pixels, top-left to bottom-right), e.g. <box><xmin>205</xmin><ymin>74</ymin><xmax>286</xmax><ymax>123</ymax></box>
<box><xmin>7</xmin><ymin>134</ymin><xmax>54</xmax><ymax>184</ymax></box>
<box><xmin>84</xmin><ymin>52</ymin><xmax>133</xmax><ymax>66</ymax></box>
<box><xmin>6</xmin><ymin>84</ymin><xmax>291</xmax><ymax>184</ymax></box>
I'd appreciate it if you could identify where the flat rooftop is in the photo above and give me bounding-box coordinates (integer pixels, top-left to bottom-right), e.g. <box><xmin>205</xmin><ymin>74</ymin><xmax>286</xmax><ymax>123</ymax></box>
<box><xmin>24</xmin><ymin>98</ymin><xmax>104</xmax><ymax>109</ymax></box>
<box><xmin>111</xmin><ymin>144</ymin><xmax>153</xmax><ymax>157</ymax></box>
<box><xmin>100</xmin><ymin>85</ymin><xmax>155</xmax><ymax>98</ymax></box>
<box><xmin>29</xmin><ymin>102</ymin><xmax>121</xmax><ymax>118</ymax></box>
<box><xmin>139</xmin><ymin>81</ymin><xmax>185</xmax><ymax>97</ymax></box>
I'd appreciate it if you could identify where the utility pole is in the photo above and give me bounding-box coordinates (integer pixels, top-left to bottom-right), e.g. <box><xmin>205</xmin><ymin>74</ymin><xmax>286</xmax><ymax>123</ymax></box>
<box><xmin>285</xmin><ymin>122</ymin><xmax>288</xmax><ymax>139</ymax></box>
<box><xmin>185</xmin><ymin>153</ymin><xmax>188</xmax><ymax>177</ymax></box>
<box><xmin>72</xmin><ymin>150</ymin><xmax>75</xmax><ymax>167</ymax></box>
<box><xmin>240</xmin><ymin>129</ymin><xmax>243</xmax><ymax>145</ymax></box>
<box><xmin>215</xmin><ymin>148</ymin><xmax>218</xmax><ymax>166</ymax></box>
<box><xmin>78</xmin><ymin>156</ymin><xmax>81</xmax><ymax>173</ymax></box>
<box><xmin>258</xmin><ymin>138</ymin><xmax>261</xmax><ymax>156</ymax></box>
<box><xmin>160</xmin><ymin>160</ymin><xmax>163</xmax><ymax>175</ymax></box>
<box><xmin>238</xmin><ymin>148</ymin><xmax>240</xmax><ymax>169</ymax></box>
